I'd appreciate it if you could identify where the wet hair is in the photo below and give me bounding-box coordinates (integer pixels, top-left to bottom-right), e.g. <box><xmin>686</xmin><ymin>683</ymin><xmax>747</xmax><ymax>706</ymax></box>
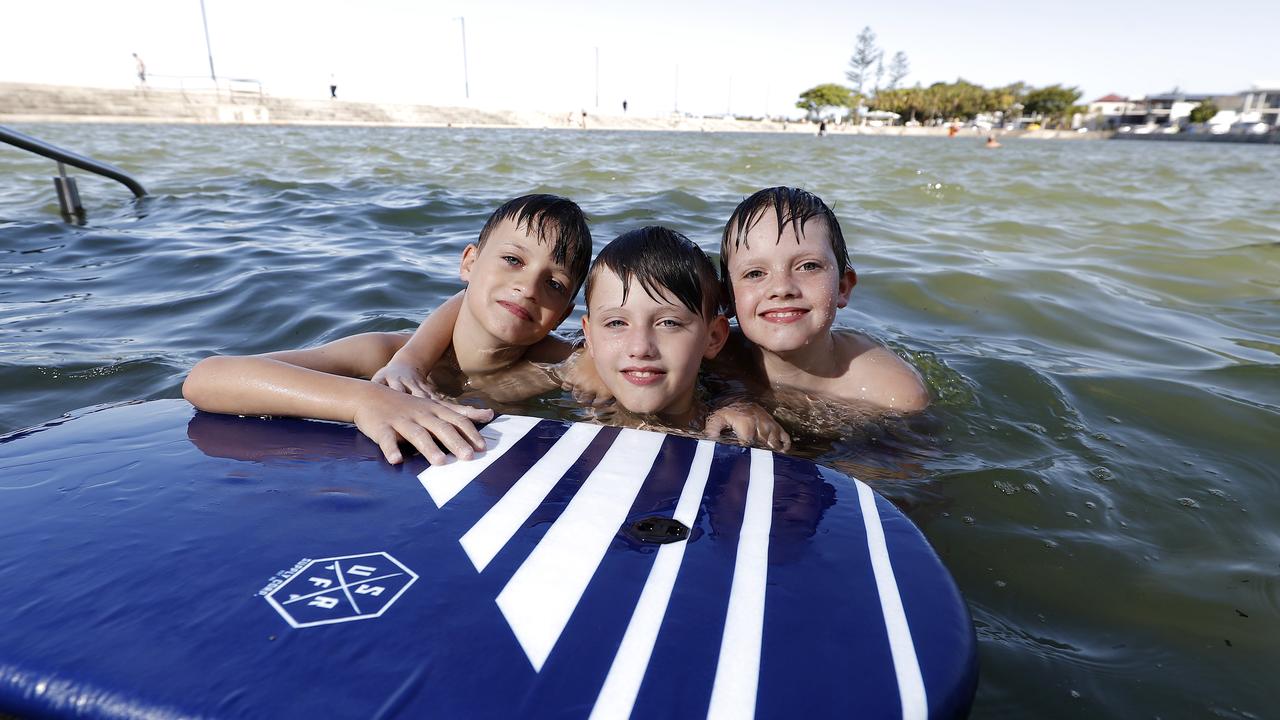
<box><xmin>719</xmin><ymin>187</ymin><xmax>850</xmax><ymax>312</ymax></box>
<box><xmin>476</xmin><ymin>194</ymin><xmax>593</xmax><ymax>294</ymax></box>
<box><xmin>585</xmin><ymin>226</ymin><xmax>721</xmax><ymax>319</ymax></box>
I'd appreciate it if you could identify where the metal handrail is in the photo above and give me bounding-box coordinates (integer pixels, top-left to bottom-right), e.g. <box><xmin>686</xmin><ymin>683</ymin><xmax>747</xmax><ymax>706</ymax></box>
<box><xmin>0</xmin><ymin>124</ymin><xmax>147</xmax><ymax>198</ymax></box>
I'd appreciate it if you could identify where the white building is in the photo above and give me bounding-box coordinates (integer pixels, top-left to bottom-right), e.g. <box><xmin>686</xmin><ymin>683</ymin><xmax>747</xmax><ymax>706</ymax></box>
<box><xmin>1240</xmin><ymin>85</ymin><xmax>1280</xmax><ymax>127</ymax></box>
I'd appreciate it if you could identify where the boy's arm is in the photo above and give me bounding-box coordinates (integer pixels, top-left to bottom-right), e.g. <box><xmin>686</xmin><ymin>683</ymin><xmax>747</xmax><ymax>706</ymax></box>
<box><xmin>183</xmin><ymin>332</ymin><xmax>492</xmax><ymax>465</ymax></box>
<box><xmin>371</xmin><ymin>292</ymin><xmax>464</xmax><ymax>397</ymax></box>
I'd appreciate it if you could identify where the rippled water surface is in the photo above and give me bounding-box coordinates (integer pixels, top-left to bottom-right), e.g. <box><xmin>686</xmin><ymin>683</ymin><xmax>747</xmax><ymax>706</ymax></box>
<box><xmin>3</xmin><ymin>123</ymin><xmax>1277</xmax><ymax>717</ymax></box>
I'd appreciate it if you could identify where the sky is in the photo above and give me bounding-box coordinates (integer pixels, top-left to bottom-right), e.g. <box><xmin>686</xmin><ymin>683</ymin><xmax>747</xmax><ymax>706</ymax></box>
<box><xmin>3</xmin><ymin>0</ymin><xmax>1277</xmax><ymax>118</ymax></box>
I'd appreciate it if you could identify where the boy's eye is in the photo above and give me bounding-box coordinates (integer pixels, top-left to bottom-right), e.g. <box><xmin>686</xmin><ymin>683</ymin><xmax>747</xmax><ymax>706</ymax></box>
<box><xmin>657</xmin><ymin>318</ymin><xmax>685</xmax><ymax>328</ymax></box>
<box><xmin>547</xmin><ymin>278</ymin><xmax>566</xmax><ymax>293</ymax></box>
<box><xmin>799</xmin><ymin>261</ymin><xmax>823</xmax><ymax>271</ymax></box>
<box><xmin>742</xmin><ymin>269</ymin><xmax>765</xmax><ymax>280</ymax></box>
<box><xmin>603</xmin><ymin>319</ymin><xmax>626</xmax><ymax>328</ymax></box>
<box><xmin>501</xmin><ymin>255</ymin><xmax>522</xmax><ymax>266</ymax></box>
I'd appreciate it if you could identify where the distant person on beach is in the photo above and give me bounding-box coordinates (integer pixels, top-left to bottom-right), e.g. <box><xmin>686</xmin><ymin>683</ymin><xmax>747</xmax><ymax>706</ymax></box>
<box><xmin>580</xmin><ymin>110</ymin><xmax>588</xmax><ymax>129</ymax></box>
<box><xmin>622</xmin><ymin>100</ymin><xmax>628</xmax><ymax>113</ymax></box>
<box><xmin>132</xmin><ymin>53</ymin><xmax>146</xmax><ymax>85</ymax></box>
<box><xmin>985</xmin><ymin>134</ymin><xmax>1001</xmax><ymax>148</ymax></box>
<box><xmin>712</xmin><ymin>187</ymin><xmax>929</xmax><ymax>426</ymax></box>
<box><xmin>329</xmin><ymin>74</ymin><xmax>337</xmax><ymax>99</ymax></box>
<box><xmin>818</xmin><ymin>120</ymin><xmax>827</xmax><ymax>136</ymax></box>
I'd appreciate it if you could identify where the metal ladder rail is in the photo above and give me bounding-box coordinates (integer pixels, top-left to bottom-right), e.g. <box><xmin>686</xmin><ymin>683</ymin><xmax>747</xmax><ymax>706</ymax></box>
<box><xmin>0</xmin><ymin>124</ymin><xmax>147</xmax><ymax>222</ymax></box>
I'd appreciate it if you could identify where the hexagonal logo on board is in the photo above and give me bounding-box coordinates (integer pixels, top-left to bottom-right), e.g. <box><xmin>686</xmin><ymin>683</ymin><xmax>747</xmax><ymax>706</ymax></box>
<box><xmin>263</xmin><ymin>552</ymin><xmax>417</xmax><ymax>628</ymax></box>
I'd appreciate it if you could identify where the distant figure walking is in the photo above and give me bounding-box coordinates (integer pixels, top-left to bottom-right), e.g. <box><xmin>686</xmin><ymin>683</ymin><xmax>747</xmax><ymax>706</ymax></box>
<box><xmin>622</xmin><ymin>100</ymin><xmax>628</xmax><ymax>113</ymax></box>
<box><xmin>132</xmin><ymin>53</ymin><xmax>147</xmax><ymax>86</ymax></box>
<box><xmin>818</xmin><ymin>120</ymin><xmax>827</xmax><ymax>136</ymax></box>
<box><xmin>329</xmin><ymin>74</ymin><xmax>337</xmax><ymax>99</ymax></box>
<box><xmin>580</xmin><ymin>110</ymin><xmax>587</xmax><ymax>129</ymax></box>
<box><xmin>984</xmin><ymin>134</ymin><xmax>1002</xmax><ymax>148</ymax></box>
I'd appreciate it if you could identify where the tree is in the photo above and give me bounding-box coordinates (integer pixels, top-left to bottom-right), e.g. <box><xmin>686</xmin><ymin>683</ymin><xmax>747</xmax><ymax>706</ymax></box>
<box><xmin>1022</xmin><ymin>84</ymin><xmax>1082</xmax><ymax>126</ymax></box>
<box><xmin>796</xmin><ymin>83</ymin><xmax>855</xmax><ymax>120</ymax></box>
<box><xmin>1189</xmin><ymin>101</ymin><xmax>1218</xmax><ymax>124</ymax></box>
<box><xmin>845</xmin><ymin>26</ymin><xmax>881</xmax><ymax>95</ymax></box>
<box><xmin>887</xmin><ymin>51</ymin><xmax>909</xmax><ymax>90</ymax></box>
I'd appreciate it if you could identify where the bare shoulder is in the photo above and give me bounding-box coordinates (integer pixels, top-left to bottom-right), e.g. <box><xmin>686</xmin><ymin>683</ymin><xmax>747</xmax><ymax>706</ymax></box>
<box><xmin>836</xmin><ymin>331</ymin><xmax>930</xmax><ymax>413</ymax></box>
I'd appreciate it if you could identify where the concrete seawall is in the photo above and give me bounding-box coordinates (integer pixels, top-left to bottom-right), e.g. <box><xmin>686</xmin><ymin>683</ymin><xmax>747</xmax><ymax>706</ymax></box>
<box><xmin>0</xmin><ymin>82</ymin><xmax>1114</xmax><ymax>141</ymax></box>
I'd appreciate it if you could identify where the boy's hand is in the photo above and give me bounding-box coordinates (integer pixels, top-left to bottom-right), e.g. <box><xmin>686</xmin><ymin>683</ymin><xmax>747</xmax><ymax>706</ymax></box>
<box><xmin>705</xmin><ymin>402</ymin><xmax>792</xmax><ymax>453</ymax></box>
<box><xmin>353</xmin><ymin>385</ymin><xmax>494</xmax><ymax>465</ymax></box>
<box><xmin>371</xmin><ymin>359</ymin><xmax>440</xmax><ymax>399</ymax></box>
<box><xmin>558</xmin><ymin>348</ymin><xmax>613</xmax><ymax>407</ymax></box>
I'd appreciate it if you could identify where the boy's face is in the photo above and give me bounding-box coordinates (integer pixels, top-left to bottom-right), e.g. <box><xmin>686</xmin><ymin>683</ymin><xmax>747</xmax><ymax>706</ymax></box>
<box><xmin>582</xmin><ymin>269</ymin><xmax>728</xmax><ymax>419</ymax></box>
<box><xmin>725</xmin><ymin>212</ymin><xmax>855</xmax><ymax>355</ymax></box>
<box><xmin>459</xmin><ymin>217</ymin><xmax>576</xmax><ymax>347</ymax></box>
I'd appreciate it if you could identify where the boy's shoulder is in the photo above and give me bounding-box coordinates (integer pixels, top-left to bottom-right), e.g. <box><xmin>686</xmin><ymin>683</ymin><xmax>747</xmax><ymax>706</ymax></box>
<box><xmin>833</xmin><ymin>329</ymin><xmax>929</xmax><ymax>413</ymax></box>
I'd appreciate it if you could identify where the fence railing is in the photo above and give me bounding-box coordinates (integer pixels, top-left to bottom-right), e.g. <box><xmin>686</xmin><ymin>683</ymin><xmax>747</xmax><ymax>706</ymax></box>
<box><xmin>0</xmin><ymin>124</ymin><xmax>146</xmax><ymax>223</ymax></box>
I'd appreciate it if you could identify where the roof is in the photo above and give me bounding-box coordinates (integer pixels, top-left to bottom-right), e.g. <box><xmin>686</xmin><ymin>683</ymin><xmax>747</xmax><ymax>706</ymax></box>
<box><xmin>1092</xmin><ymin>94</ymin><xmax>1127</xmax><ymax>103</ymax></box>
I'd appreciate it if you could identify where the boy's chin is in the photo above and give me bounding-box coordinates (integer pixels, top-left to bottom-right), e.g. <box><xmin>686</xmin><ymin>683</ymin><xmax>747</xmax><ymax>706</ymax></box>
<box><xmin>614</xmin><ymin>393</ymin><xmax>675</xmax><ymax>418</ymax></box>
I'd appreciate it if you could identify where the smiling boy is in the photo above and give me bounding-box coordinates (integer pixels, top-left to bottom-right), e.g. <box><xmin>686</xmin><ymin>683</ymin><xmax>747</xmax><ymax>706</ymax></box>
<box><xmin>717</xmin><ymin>187</ymin><xmax>928</xmax><ymax>415</ymax></box>
<box><xmin>581</xmin><ymin>226</ymin><xmax>790</xmax><ymax>449</ymax></box>
<box><xmin>184</xmin><ymin>194</ymin><xmax>593</xmax><ymax>465</ymax></box>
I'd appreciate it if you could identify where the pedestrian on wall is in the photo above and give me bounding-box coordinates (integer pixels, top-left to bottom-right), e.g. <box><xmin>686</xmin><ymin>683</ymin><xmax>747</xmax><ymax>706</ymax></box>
<box><xmin>330</xmin><ymin>74</ymin><xmax>338</xmax><ymax>99</ymax></box>
<box><xmin>132</xmin><ymin>53</ymin><xmax>147</xmax><ymax>86</ymax></box>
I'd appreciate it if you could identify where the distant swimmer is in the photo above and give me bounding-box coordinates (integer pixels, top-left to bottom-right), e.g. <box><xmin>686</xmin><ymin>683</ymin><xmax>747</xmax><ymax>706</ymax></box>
<box><xmin>132</xmin><ymin>53</ymin><xmax>146</xmax><ymax>85</ymax></box>
<box><xmin>985</xmin><ymin>134</ymin><xmax>1002</xmax><ymax>148</ymax></box>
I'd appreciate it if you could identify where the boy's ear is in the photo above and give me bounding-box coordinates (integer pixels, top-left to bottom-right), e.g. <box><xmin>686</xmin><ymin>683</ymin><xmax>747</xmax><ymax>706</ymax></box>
<box><xmin>703</xmin><ymin>315</ymin><xmax>731</xmax><ymax>360</ymax></box>
<box><xmin>459</xmin><ymin>244</ymin><xmax>479</xmax><ymax>282</ymax></box>
<box><xmin>580</xmin><ymin>315</ymin><xmax>594</xmax><ymax>357</ymax></box>
<box><xmin>835</xmin><ymin>268</ymin><xmax>857</xmax><ymax>309</ymax></box>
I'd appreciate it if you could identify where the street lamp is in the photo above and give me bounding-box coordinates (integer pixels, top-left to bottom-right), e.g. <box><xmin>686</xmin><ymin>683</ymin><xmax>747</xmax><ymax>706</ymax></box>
<box><xmin>199</xmin><ymin>0</ymin><xmax>217</xmax><ymax>82</ymax></box>
<box><xmin>454</xmin><ymin>16</ymin><xmax>470</xmax><ymax>100</ymax></box>
<box><xmin>594</xmin><ymin>47</ymin><xmax>599</xmax><ymax>109</ymax></box>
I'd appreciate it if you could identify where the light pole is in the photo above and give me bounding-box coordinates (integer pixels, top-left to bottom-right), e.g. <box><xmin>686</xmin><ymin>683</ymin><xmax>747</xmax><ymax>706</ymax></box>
<box><xmin>594</xmin><ymin>47</ymin><xmax>599</xmax><ymax>109</ymax></box>
<box><xmin>673</xmin><ymin>65</ymin><xmax>679</xmax><ymax>114</ymax></box>
<box><xmin>454</xmin><ymin>16</ymin><xmax>470</xmax><ymax>100</ymax></box>
<box><xmin>199</xmin><ymin>0</ymin><xmax>217</xmax><ymax>82</ymax></box>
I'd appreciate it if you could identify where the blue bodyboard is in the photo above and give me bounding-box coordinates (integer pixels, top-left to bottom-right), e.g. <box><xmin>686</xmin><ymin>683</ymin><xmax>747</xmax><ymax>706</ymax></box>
<box><xmin>0</xmin><ymin>400</ymin><xmax>976</xmax><ymax>718</ymax></box>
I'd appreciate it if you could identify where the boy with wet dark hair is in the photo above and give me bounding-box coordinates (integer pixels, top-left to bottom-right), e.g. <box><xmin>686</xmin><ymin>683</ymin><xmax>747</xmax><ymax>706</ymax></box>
<box><xmin>581</xmin><ymin>226</ymin><xmax>789</xmax><ymax>448</ymax></box>
<box><xmin>186</xmin><ymin>194</ymin><xmax>595</xmax><ymax>465</ymax></box>
<box><xmin>373</xmin><ymin>193</ymin><xmax>592</xmax><ymax>396</ymax></box>
<box><xmin>716</xmin><ymin>186</ymin><xmax>929</xmax><ymax>417</ymax></box>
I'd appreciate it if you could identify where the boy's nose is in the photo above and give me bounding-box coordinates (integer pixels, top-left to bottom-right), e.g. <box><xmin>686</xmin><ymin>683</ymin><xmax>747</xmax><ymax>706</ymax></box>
<box><xmin>626</xmin><ymin>329</ymin><xmax>658</xmax><ymax>358</ymax></box>
<box><xmin>767</xmin><ymin>271</ymin><xmax>799</xmax><ymax>298</ymax></box>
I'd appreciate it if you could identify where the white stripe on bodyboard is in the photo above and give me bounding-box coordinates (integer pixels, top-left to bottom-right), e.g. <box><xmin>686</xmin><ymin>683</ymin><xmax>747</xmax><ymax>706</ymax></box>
<box><xmin>461</xmin><ymin>423</ymin><xmax>603</xmax><ymax>572</ymax></box>
<box><xmin>706</xmin><ymin>448</ymin><xmax>774</xmax><ymax>720</ymax></box>
<box><xmin>589</xmin><ymin>440</ymin><xmax>715</xmax><ymax>720</ymax></box>
<box><xmin>857</xmin><ymin>480</ymin><xmax>927</xmax><ymax>720</ymax></box>
<box><xmin>417</xmin><ymin>415</ymin><xmax>541</xmax><ymax>508</ymax></box>
<box><xmin>496</xmin><ymin>428</ymin><xmax>666</xmax><ymax>671</ymax></box>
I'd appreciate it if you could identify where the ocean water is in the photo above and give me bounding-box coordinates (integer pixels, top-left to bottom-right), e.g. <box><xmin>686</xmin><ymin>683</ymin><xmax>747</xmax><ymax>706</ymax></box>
<box><xmin>2</xmin><ymin>123</ymin><xmax>1277</xmax><ymax>717</ymax></box>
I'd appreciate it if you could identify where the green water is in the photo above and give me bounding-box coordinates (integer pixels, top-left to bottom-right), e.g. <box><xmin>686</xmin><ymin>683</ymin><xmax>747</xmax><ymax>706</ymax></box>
<box><xmin>2</xmin><ymin>123</ymin><xmax>1277</xmax><ymax>717</ymax></box>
